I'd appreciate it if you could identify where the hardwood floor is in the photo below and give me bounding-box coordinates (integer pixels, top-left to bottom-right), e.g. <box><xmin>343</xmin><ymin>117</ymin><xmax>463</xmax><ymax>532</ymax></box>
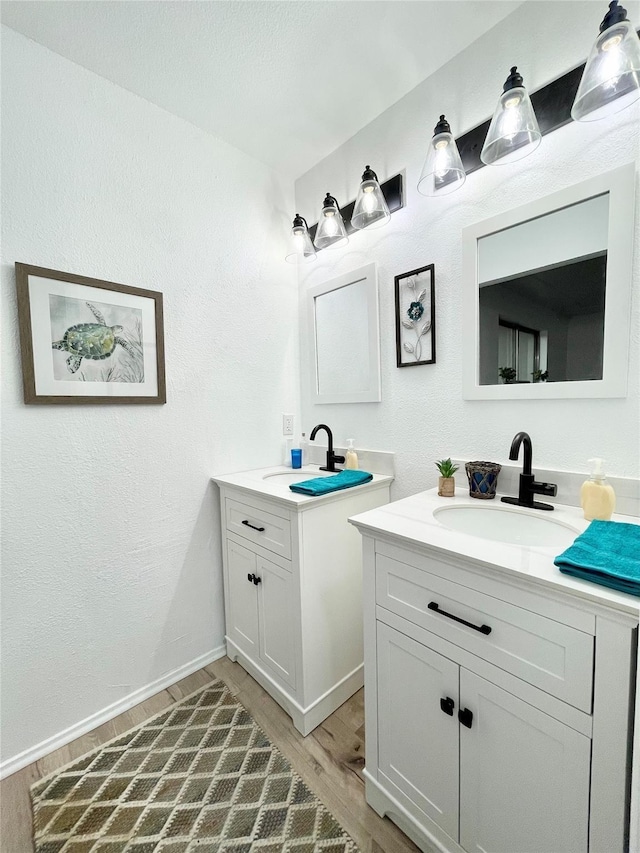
<box><xmin>0</xmin><ymin>657</ymin><xmax>422</xmax><ymax>853</ymax></box>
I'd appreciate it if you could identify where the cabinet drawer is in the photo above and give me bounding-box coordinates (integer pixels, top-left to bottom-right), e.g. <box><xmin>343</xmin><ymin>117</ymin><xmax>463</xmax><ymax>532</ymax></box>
<box><xmin>376</xmin><ymin>554</ymin><xmax>594</xmax><ymax>712</ymax></box>
<box><xmin>226</xmin><ymin>497</ymin><xmax>292</xmax><ymax>560</ymax></box>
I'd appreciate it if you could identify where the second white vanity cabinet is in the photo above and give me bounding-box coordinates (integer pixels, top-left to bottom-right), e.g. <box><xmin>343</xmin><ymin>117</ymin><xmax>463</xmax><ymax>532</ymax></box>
<box><xmin>213</xmin><ymin>467</ymin><xmax>392</xmax><ymax>735</ymax></box>
<box><xmin>350</xmin><ymin>492</ymin><xmax>639</xmax><ymax>853</ymax></box>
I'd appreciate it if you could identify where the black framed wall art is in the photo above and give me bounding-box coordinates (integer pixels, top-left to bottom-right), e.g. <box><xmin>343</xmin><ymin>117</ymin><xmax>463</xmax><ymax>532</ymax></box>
<box><xmin>394</xmin><ymin>263</ymin><xmax>436</xmax><ymax>368</ymax></box>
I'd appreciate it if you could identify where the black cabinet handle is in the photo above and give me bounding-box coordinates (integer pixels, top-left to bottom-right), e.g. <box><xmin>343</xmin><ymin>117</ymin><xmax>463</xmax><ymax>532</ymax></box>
<box><xmin>252</xmin><ymin>575</ymin><xmax>262</xmax><ymax>585</ymax></box>
<box><xmin>247</xmin><ymin>573</ymin><xmax>255</xmax><ymax>584</ymax></box>
<box><xmin>428</xmin><ymin>601</ymin><xmax>492</xmax><ymax>635</ymax></box>
<box><xmin>440</xmin><ymin>697</ymin><xmax>455</xmax><ymax>716</ymax></box>
<box><xmin>459</xmin><ymin>708</ymin><xmax>473</xmax><ymax>728</ymax></box>
<box><xmin>242</xmin><ymin>520</ymin><xmax>265</xmax><ymax>532</ymax></box>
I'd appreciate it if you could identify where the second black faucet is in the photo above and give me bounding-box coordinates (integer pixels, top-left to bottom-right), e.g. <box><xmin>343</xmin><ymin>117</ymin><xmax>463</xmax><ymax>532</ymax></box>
<box><xmin>309</xmin><ymin>424</ymin><xmax>345</xmax><ymax>472</ymax></box>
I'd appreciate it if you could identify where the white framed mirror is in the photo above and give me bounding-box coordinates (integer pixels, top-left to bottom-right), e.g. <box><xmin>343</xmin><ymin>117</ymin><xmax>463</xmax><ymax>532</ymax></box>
<box><xmin>462</xmin><ymin>163</ymin><xmax>635</xmax><ymax>400</ymax></box>
<box><xmin>307</xmin><ymin>263</ymin><xmax>381</xmax><ymax>404</ymax></box>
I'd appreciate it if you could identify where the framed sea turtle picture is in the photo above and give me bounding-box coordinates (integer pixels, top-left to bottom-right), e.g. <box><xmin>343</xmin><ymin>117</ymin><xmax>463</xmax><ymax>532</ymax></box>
<box><xmin>394</xmin><ymin>263</ymin><xmax>436</xmax><ymax>368</ymax></box>
<box><xmin>15</xmin><ymin>264</ymin><xmax>166</xmax><ymax>404</ymax></box>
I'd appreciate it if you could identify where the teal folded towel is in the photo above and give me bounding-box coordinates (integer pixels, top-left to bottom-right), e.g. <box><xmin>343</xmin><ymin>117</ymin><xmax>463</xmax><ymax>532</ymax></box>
<box><xmin>554</xmin><ymin>519</ymin><xmax>640</xmax><ymax>596</ymax></box>
<box><xmin>289</xmin><ymin>469</ymin><xmax>373</xmax><ymax>496</ymax></box>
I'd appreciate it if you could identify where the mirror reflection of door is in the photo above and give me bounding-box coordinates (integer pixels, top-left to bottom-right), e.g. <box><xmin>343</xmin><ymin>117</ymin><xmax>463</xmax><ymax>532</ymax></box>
<box><xmin>478</xmin><ymin>194</ymin><xmax>608</xmax><ymax>386</ymax></box>
<box><xmin>498</xmin><ymin>320</ymin><xmax>543</xmax><ymax>383</ymax></box>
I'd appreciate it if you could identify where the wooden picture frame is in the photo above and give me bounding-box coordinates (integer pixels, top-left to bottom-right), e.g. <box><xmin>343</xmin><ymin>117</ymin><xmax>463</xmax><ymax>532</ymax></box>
<box><xmin>16</xmin><ymin>263</ymin><xmax>166</xmax><ymax>404</ymax></box>
<box><xmin>394</xmin><ymin>263</ymin><xmax>436</xmax><ymax>367</ymax></box>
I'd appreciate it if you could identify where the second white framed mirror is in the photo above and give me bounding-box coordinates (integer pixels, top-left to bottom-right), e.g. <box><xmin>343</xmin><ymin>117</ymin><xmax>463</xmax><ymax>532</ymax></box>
<box><xmin>462</xmin><ymin>162</ymin><xmax>636</xmax><ymax>400</ymax></box>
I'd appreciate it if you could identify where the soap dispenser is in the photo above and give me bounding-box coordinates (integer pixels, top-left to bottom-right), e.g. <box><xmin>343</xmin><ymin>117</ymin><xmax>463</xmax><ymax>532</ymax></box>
<box><xmin>345</xmin><ymin>439</ymin><xmax>359</xmax><ymax>470</ymax></box>
<box><xmin>580</xmin><ymin>458</ymin><xmax>615</xmax><ymax>521</ymax></box>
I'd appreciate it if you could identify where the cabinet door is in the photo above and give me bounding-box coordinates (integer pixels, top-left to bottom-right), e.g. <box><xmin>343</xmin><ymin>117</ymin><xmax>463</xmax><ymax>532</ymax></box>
<box><xmin>226</xmin><ymin>539</ymin><xmax>259</xmax><ymax>657</ymax></box>
<box><xmin>460</xmin><ymin>669</ymin><xmax>590</xmax><ymax>853</ymax></box>
<box><xmin>377</xmin><ymin>622</ymin><xmax>459</xmax><ymax>841</ymax></box>
<box><xmin>257</xmin><ymin>556</ymin><xmax>296</xmax><ymax>688</ymax></box>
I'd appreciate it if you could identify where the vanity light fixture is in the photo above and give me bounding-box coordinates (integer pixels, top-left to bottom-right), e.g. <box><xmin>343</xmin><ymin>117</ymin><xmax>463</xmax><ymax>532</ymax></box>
<box><xmin>313</xmin><ymin>193</ymin><xmax>349</xmax><ymax>249</ymax></box>
<box><xmin>572</xmin><ymin>0</ymin><xmax>640</xmax><ymax>121</ymax></box>
<box><xmin>351</xmin><ymin>166</ymin><xmax>391</xmax><ymax>230</ymax></box>
<box><xmin>417</xmin><ymin>114</ymin><xmax>466</xmax><ymax>196</ymax></box>
<box><xmin>284</xmin><ymin>214</ymin><xmax>316</xmax><ymax>264</ymax></box>
<box><xmin>480</xmin><ymin>67</ymin><xmax>541</xmax><ymax>166</ymax></box>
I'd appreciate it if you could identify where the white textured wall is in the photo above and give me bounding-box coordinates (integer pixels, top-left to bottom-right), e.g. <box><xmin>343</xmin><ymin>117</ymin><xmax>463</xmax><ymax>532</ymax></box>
<box><xmin>296</xmin><ymin>0</ymin><xmax>640</xmax><ymax>498</ymax></box>
<box><xmin>1</xmin><ymin>26</ymin><xmax>298</xmax><ymax>767</ymax></box>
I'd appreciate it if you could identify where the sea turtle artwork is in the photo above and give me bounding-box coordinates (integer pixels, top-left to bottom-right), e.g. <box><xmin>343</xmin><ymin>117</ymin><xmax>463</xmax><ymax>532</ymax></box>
<box><xmin>52</xmin><ymin>302</ymin><xmax>136</xmax><ymax>374</ymax></box>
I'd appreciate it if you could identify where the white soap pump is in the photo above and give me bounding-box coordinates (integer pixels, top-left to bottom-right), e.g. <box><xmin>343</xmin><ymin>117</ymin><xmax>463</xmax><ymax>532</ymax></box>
<box><xmin>580</xmin><ymin>458</ymin><xmax>615</xmax><ymax>521</ymax></box>
<box><xmin>345</xmin><ymin>439</ymin><xmax>359</xmax><ymax>470</ymax></box>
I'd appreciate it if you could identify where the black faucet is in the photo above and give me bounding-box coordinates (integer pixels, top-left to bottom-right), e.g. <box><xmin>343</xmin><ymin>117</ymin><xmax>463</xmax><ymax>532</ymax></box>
<box><xmin>501</xmin><ymin>431</ymin><xmax>558</xmax><ymax>511</ymax></box>
<box><xmin>309</xmin><ymin>424</ymin><xmax>345</xmax><ymax>472</ymax></box>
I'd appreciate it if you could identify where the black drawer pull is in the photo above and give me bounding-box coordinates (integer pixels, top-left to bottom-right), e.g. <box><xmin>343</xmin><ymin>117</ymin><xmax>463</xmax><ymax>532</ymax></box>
<box><xmin>242</xmin><ymin>519</ymin><xmax>265</xmax><ymax>532</ymax></box>
<box><xmin>459</xmin><ymin>708</ymin><xmax>473</xmax><ymax>728</ymax></box>
<box><xmin>440</xmin><ymin>697</ymin><xmax>455</xmax><ymax>716</ymax></box>
<box><xmin>247</xmin><ymin>573</ymin><xmax>255</xmax><ymax>584</ymax></box>
<box><xmin>252</xmin><ymin>575</ymin><xmax>262</xmax><ymax>585</ymax></box>
<box><xmin>428</xmin><ymin>601</ymin><xmax>492</xmax><ymax>635</ymax></box>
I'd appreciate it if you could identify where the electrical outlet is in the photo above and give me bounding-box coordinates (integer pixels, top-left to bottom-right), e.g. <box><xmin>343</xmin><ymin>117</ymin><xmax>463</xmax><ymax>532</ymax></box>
<box><xmin>282</xmin><ymin>414</ymin><xmax>294</xmax><ymax>436</ymax></box>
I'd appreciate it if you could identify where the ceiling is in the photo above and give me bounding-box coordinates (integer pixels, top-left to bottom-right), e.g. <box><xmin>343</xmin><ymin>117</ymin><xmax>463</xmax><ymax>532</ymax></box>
<box><xmin>1</xmin><ymin>1</ymin><xmax>523</xmax><ymax>179</ymax></box>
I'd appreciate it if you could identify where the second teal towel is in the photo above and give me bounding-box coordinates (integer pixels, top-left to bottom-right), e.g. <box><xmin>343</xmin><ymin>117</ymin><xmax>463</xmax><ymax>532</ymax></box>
<box><xmin>554</xmin><ymin>519</ymin><xmax>640</xmax><ymax>596</ymax></box>
<box><xmin>290</xmin><ymin>469</ymin><xmax>373</xmax><ymax>496</ymax></box>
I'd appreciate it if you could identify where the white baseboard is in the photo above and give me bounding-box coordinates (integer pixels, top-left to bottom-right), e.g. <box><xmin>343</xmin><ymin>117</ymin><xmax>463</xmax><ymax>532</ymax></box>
<box><xmin>0</xmin><ymin>644</ymin><xmax>226</xmax><ymax>780</ymax></box>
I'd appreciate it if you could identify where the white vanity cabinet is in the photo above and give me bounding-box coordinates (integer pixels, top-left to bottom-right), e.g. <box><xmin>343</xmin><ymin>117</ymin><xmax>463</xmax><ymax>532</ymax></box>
<box><xmin>213</xmin><ymin>468</ymin><xmax>392</xmax><ymax>735</ymax></box>
<box><xmin>350</xmin><ymin>496</ymin><xmax>639</xmax><ymax>853</ymax></box>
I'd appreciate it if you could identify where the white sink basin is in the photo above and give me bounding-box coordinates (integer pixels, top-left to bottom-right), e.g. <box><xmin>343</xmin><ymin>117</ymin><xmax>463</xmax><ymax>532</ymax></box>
<box><xmin>433</xmin><ymin>503</ymin><xmax>580</xmax><ymax>548</ymax></box>
<box><xmin>262</xmin><ymin>470</ymin><xmax>338</xmax><ymax>485</ymax></box>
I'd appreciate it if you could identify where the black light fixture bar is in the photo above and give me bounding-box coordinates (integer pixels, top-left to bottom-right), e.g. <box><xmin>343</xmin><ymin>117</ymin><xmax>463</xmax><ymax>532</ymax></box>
<box><xmin>455</xmin><ymin>28</ymin><xmax>640</xmax><ymax>176</ymax></box>
<box><xmin>308</xmin><ymin>173</ymin><xmax>404</xmax><ymax>246</ymax></box>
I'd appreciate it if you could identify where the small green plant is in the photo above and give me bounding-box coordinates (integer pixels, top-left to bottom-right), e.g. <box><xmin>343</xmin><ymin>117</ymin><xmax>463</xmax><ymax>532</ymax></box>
<box><xmin>435</xmin><ymin>458</ymin><xmax>459</xmax><ymax>478</ymax></box>
<box><xmin>498</xmin><ymin>366</ymin><xmax>517</xmax><ymax>383</ymax></box>
<box><xmin>531</xmin><ymin>369</ymin><xmax>549</xmax><ymax>383</ymax></box>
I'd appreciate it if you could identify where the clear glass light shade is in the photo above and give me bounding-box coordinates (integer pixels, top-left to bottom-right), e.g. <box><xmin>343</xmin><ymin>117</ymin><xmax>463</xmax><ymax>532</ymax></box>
<box><xmin>284</xmin><ymin>220</ymin><xmax>316</xmax><ymax>264</ymax></box>
<box><xmin>351</xmin><ymin>172</ymin><xmax>391</xmax><ymax>230</ymax></box>
<box><xmin>572</xmin><ymin>20</ymin><xmax>640</xmax><ymax>121</ymax></box>
<box><xmin>417</xmin><ymin>131</ymin><xmax>466</xmax><ymax>196</ymax></box>
<box><xmin>480</xmin><ymin>87</ymin><xmax>541</xmax><ymax>166</ymax></box>
<box><xmin>314</xmin><ymin>201</ymin><xmax>349</xmax><ymax>250</ymax></box>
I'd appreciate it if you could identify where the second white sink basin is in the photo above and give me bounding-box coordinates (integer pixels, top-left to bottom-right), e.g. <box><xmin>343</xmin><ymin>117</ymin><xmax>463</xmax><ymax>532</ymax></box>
<box><xmin>262</xmin><ymin>470</ymin><xmax>338</xmax><ymax>486</ymax></box>
<box><xmin>433</xmin><ymin>503</ymin><xmax>581</xmax><ymax>548</ymax></box>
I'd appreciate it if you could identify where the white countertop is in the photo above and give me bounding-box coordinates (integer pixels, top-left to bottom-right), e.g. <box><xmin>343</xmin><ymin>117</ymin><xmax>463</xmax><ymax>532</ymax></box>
<box><xmin>211</xmin><ymin>465</ymin><xmax>394</xmax><ymax>510</ymax></box>
<box><xmin>349</xmin><ymin>489</ymin><xmax>640</xmax><ymax>617</ymax></box>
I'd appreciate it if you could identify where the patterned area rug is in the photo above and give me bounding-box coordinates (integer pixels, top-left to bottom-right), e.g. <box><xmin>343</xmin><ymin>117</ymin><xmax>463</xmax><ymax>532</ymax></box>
<box><xmin>30</xmin><ymin>679</ymin><xmax>360</xmax><ymax>852</ymax></box>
